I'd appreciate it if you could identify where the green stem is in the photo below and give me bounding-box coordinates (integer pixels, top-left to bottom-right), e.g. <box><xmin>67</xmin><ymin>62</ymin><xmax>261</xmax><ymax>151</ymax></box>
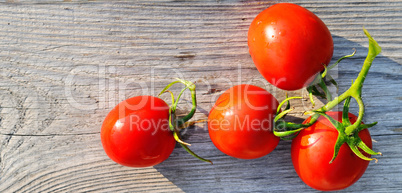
<box><xmin>276</xmin><ymin>96</ymin><xmax>302</xmax><ymax>114</ymax></box>
<box><xmin>319</xmin><ymin>29</ymin><xmax>380</xmax><ymax>135</ymax></box>
<box><xmin>179</xmin><ymin>143</ymin><xmax>213</xmax><ymax>164</ymax></box>
<box><xmin>160</xmin><ymin>78</ymin><xmax>197</xmax><ymax>126</ymax></box>
<box><xmin>158</xmin><ymin>81</ymin><xmax>181</xmax><ymax>96</ymax></box>
<box><xmin>307</xmin><ymin>87</ymin><xmax>316</xmax><ymax>108</ymax></box>
<box><xmin>352</xmin><ymin>28</ymin><xmax>382</xmax><ymax>87</ymax></box>
<box><xmin>274</xmin><ymin>29</ymin><xmax>382</xmax><ymax>162</ymax></box>
<box><xmin>318</xmin><ymin>77</ymin><xmax>332</xmax><ymax>101</ymax></box>
<box><xmin>342</xmin><ymin>97</ymin><xmax>352</xmax><ymax>126</ymax></box>
<box><xmin>345</xmin><ymin>96</ymin><xmax>365</xmax><ymax>135</ymax></box>
<box><xmin>318</xmin><ymin>91</ymin><xmax>349</xmax><ymax>113</ymax></box>
<box><xmin>276</xmin><ymin>29</ymin><xmax>381</xmax><ymax>137</ymax></box>
<box><xmin>178</xmin><ymin>87</ymin><xmax>197</xmax><ymax>124</ymax></box>
<box><xmin>159</xmin><ymin>78</ymin><xmax>212</xmax><ymax>164</ymax></box>
<box><xmin>275</xmin><ymin>108</ymin><xmax>294</xmax><ymax>122</ymax></box>
<box><xmin>328</xmin><ymin>48</ymin><xmax>356</xmax><ymax>70</ymax></box>
<box><xmin>168</xmin><ymin>102</ymin><xmax>191</xmax><ymax>146</ymax></box>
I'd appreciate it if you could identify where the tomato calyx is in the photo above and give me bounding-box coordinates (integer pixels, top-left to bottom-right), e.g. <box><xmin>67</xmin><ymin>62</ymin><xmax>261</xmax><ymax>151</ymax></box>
<box><xmin>314</xmin><ymin>100</ymin><xmax>381</xmax><ymax>163</ymax></box>
<box><xmin>159</xmin><ymin>78</ymin><xmax>213</xmax><ymax>164</ymax></box>
<box><xmin>274</xmin><ymin>28</ymin><xmax>382</xmax><ymax>162</ymax></box>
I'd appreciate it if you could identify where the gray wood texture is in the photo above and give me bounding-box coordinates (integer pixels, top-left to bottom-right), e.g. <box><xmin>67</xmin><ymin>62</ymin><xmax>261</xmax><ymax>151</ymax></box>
<box><xmin>0</xmin><ymin>0</ymin><xmax>401</xmax><ymax>192</ymax></box>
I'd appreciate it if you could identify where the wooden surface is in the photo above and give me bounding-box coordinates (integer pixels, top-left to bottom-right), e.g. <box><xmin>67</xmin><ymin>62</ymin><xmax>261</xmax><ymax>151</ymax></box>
<box><xmin>0</xmin><ymin>0</ymin><xmax>401</xmax><ymax>192</ymax></box>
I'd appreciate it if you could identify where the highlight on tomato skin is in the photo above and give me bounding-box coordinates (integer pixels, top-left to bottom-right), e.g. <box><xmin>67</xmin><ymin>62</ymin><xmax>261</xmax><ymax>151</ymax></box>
<box><xmin>208</xmin><ymin>84</ymin><xmax>280</xmax><ymax>159</ymax></box>
<box><xmin>291</xmin><ymin>111</ymin><xmax>372</xmax><ymax>191</ymax></box>
<box><xmin>101</xmin><ymin>95</ymin><xmax>176</xmax><ymax>168</ymax></box>
<box><xmin>248</xmin><ymin>3</ymin><xmax>334</xmax><ymax>91</ymax></box>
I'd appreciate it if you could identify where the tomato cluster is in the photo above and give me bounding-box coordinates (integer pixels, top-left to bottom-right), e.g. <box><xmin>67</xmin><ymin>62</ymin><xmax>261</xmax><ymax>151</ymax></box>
<box><xmin>100</xmin><ymin>2</ymin><xmax>380</xmax><ymax>192</ymax></box>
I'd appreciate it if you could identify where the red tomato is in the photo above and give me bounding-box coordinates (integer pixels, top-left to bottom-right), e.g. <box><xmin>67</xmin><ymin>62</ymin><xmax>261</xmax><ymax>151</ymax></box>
<box><xmin>248</xmin><ymin>3</ymin><xmax>333</xmax><ymax>91</ymax></box>
<box><xmin>208</xmin><ymin>84</ymin><xmax>280</xmax><ymax>159</ymax></box>
<box><xmin>291</xmin><ymin>111</ymin><xmax>372</xmax><ymax>191</ymax></box>
<box><xmin>101</xmin><ymin>95</ymin><xmax>176</xmax><ymax>167</ymax></box>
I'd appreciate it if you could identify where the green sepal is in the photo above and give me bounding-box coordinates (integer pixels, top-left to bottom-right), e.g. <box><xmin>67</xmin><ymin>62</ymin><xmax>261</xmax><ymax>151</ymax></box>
<box><xmin>276</xmin><ymin>120</ymin><xmax>313</xmax><ymax>129</ymax></box>
<box><xmin>168</xmin><ymin>101</ymin><xmax>191</xmax><ymax>146</ymax></box>
<box><xmin>313</xmin><ymin>111</ymin><xmax>347</xmax><ymax>163</ymax></box>
<box><xmin>306</xmin><ymin>86</ymin><xmax>317</xmax><ymax>107</ymax></box>
<box><xmin>326</xmin><ymin>74</ymin><xmax>339</xmax><ymax>93</ymax></box>
<box><xmin>285</xmin><ymin>92</ymin><xmax>291</xmax><ymax>110</ymax></box>
<box><xmin>173</xmin><ymin>130</ymin><xmax>191</xmax><ymax>146</ymax></box>
<box><xmin>330</xmin><ymin>133</ymin><xmax>348</xmax><ymax>164</ymax></box>
<box><xmin>158</xmin><ymin>80</ymin><xmax>181</xmax><ymax>97</ymax></box>
<box><xmin>168</xmin><ymin>104</ymin><xmax>175</xmax><ymax>132</ymax></box>
<box><xmin>314</xmin><ymin>111</ymin><xmax>380</xmax><ymax>163</ymax></box>
<box><xmin>348</xmin><ymin>140</ymin><xmax>373</xmax><ymax>161</ymax></box>
<box><xmin>273</xmin><ymin>120</ymin><xmax>311</xmax><ymax>137</ymax></box>
<box><xmin>307</xmin><ymin>72</ymin><xmax>332</xmax><ymax>101</ymax></box>
<box><xmin>312</xmin><ymin>85</ymin><xmax>325</xmax><ymax>96</ymax></box>
<box><xmin>327</xmin><ymin>48</ymin><xmax>356</xmax><ymax>71</ymax></box>
<box><xmin>276</xmin><ymin>96</ymin><xmax>302</xmax><ymax>115</ymax></box>
<box><xmin>179</xmin><ymin>143</ymin><xmax>213</xmax><ymax>164</ymax></box>
<box><xmin>274</xmin><ymin>108</ymin><xmax>294</xmax><ymax>123</ymax></box>
<box><xmin>314</xmin><ymin>111</ymin><xmax>343</xmax><ymax>130</ymax></box>
<box><xmin>309</xmin><ymin>70</ymin><xmax>324</xmax><ymax>86</ymax></box>
<box><xmin>348</xmin><ymin>126</ymin><xmax>381</xmax><ymax>161</ymax></box>
<box><xmin>175</xmin><ymin>79</ymin><xmax>197</xmax><ymax>124</ymax></box>
<box><xmin>347</xmin><ymin>132</ymin><xmax>378</xmax><ymax>161</ymax></box>
<box><xmin>356</xmin><ymin>122</ymin><xmax>378</xmax><ymax>132</ymax></box>
<box><xmin>160</xmin><ymin>78</ymin><xmax>197</xmax><ymax>126</ymax></box>
<box><xmin>318</xmin><ymin>76</ymin><xmax>332</xmax><ymax>101</ymax></box>
<box><xmin>357</xmin><ymin>139</ymin><xmax>382</xmax><ymax>156</ymax></box>
<box><xmin>280</xmin><ymin>132</ymin><xmax>300</xmax><ymax>140</ymax></box>
<box><xmin>274</xmin><ymin>127</ymin><xmax>304</xmax><ymax>138</ymax></box>
<box><xmin>159</xmin><ymin>78</ymin><xmax>211</xmax><ymax>164</ymax></box>
<box><xmin>321</xmin><ymin>65</ymin><xmax>328</xmax><ymax>79</ymax></box>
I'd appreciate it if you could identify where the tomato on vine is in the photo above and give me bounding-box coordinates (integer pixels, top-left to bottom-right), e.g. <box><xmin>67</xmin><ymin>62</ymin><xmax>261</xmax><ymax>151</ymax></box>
<box><xmin>101</xmin><ymin>79</ymin><xmax>212</xmax><ymax>167</ymax></box>
<box><xmin>101</xmin><ymin>95</ymin><xmax>175</xmax><ymax>167</ymax></box>
<box><xmin>208</xmin><ymin>84</ymin><xmax>279</xmax><ymax>159</ymax></box>
<box><xmin>291</xmin><ymin>112</ymin><xmax>373</xmax><ymax>191</ymax></box>
<box><xmin>248</xmin><ymin>3</ymin><xmax>333</xmax><ymax>90</ymax></box>
<box><xmin>273</xmin><ymin>29</ymin><xmax>382</xmax><ymax>190</ymax></box>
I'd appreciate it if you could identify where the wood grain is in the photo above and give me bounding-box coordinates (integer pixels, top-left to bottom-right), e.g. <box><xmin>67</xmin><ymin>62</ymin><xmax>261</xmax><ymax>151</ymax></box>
<box><xmin>0</xmin><ymin>0</ymin><xmax>401</xmax><ymax>192</ymax></box>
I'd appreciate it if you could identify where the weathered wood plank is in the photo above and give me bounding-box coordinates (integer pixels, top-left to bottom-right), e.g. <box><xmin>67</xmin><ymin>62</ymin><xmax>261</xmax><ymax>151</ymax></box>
<box><xmin>0</xmin><ymin>0</ymin><xmax>401</xmax><ymax>192</ymax></box>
